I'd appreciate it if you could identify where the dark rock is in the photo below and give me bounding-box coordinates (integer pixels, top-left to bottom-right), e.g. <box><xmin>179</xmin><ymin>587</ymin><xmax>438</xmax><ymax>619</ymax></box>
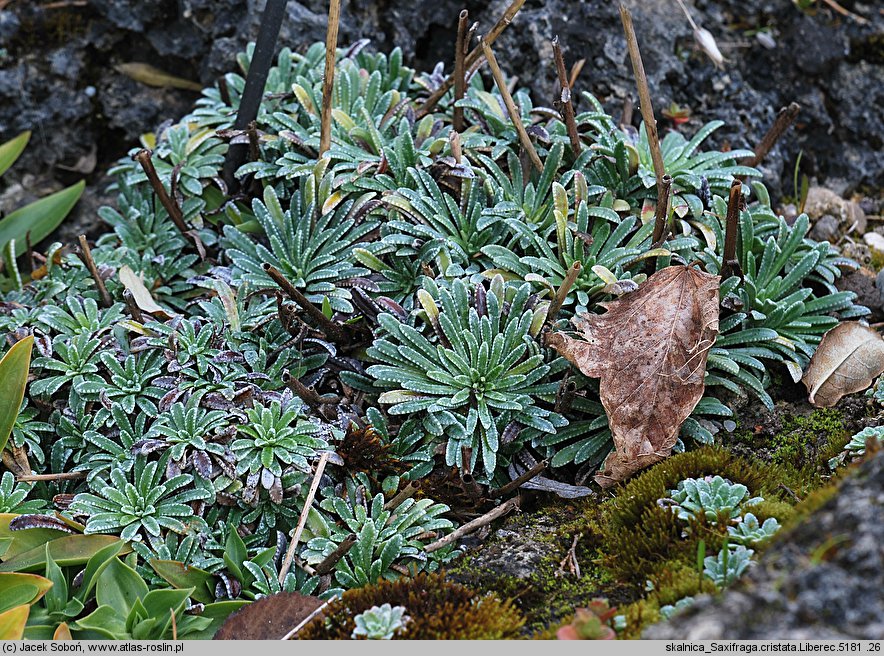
<box><xmin>0</xmin><ymin>0</ymin><xmax>881</xmax><ymax>242</ymax></box>
<box><xmin>836</xmin><ymin>268</ymin><xmax>882</xmax><ymax>320</ymax></box>
<box><xmin>876</xmin><ymin>269</ymin><xmax>884</xmax><ymax>308</ymax></box>
<box><xmin>809</xmin><ymin>214</ymin><xmax>840</xmax><ymax>243</ymax></box>
<box><xmin>645</xmin><ymin>449</ymin><xmax>884</xmax><ymax>639</ymax></box>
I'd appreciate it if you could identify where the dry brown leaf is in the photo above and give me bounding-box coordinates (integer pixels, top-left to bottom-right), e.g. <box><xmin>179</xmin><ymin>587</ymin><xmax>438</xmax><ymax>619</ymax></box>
<box><xmin>547</xmin><ymin>265</ymin><xmax>719</xmax><ymax>487</ymax></box>
<box><xmin>802</xmin><ymin>322</ymin><xmax>884</xmax><ymax>407</ymax></box>
<box><xmin>214</xmin><ymin>591</ymin><xmax>325</xmax><ymax>640</ymax></box>
<box><xmin>118</xmin><ymin>265</ymin><xmax>175</xmax><ymax>320</ymax></box>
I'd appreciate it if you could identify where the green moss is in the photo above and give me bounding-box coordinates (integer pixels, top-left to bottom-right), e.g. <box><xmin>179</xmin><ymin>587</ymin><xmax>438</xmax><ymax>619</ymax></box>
<box><xmin>771</xmin><ymin>408</ymin><xmax>845</xmax><ymax>467</ymax></box>
<box><xmin>616</xmin><ymin>565</ymin><xmax>718</xmax><ymax>639</ymax></box>
<box><xmin>869</xmin><ymin>246</ymin><xmax>884</xmax><ymax>272</ymax></box>
<box><xmin>297</xmin><ymin>573</ymin><xmax>525</xmax><ymax>639</ymax></box>
<box><xmin>728</xmin><ymin>408</ymin><xmax>852</xmax><ymax>495</ymax></box>
<box><xmin>593</xmin><ymin>448</ymin><xmax>795</xmax><ymax>631</ymax></box>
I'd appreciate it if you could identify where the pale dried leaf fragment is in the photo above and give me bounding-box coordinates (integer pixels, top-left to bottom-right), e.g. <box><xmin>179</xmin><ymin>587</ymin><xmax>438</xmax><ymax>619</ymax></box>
<box><xmin>802</xmin><ymin>322</ymin><xmax>884</xmax><ymax>407</ymax></box>
<box><xmin>114</xmin><ymin>63</ymin><xmax>203</xmax><ymax>92</ymax></box>
<box><xmin>547</xmin><ymin>265</ymin><xmax>720</xmax><ymax>487</ymax></box>
<box><xmin>119</xmin><ymin>265</ymin><xmax>175</xmax><ymax>320</ymax></box>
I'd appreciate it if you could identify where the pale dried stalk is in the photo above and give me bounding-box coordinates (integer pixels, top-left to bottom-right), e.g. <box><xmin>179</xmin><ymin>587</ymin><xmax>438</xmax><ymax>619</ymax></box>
<box><xmin>76</xmin><ymin>236</ymin><xmax>113</xmax><ymax>309</ymax></box>
<box><xmin>17</xmin><ymin>471</ymin><xmax>86</xmax><ymax>483</ymax></box>
<box><xmin>417</xmin><ymin>0</ymin><xmax>526</xmax><ymax>117</ymax></box>
<box><xmin>319</xmin><ymin>0</ymin><xmax>342</xmax><ymax>155</ymax></box>
<box><xmin>552</xmin><ymin>37</ymin><xmax>581</xmax><ymax>156</ymax></box>
<box><xmin>424</xmin><ymin>496</ymin><xmax>520</xmax><ymax>553</ymax></box>
<box><xmin>263</xmin><ymin>263</ymin><xmax>346</xmax><ymax>342</ymax></box>
<box><xmin>720</xmin><ymin>179</ymin><xmax>742</xmax><ymax>280</ymax></box>
<box><xmin>548</xmin><ymin>261</ymin><xmax>581</xmax><ymax>323</ymax></box>
<box><xmin>278</xmin><ymin>452</ymin><xmax>330</xmax><ymax>584</ymax></box>
<box><xmin>383</xmin><ymin>480</ymin><xmax>419</xmax><ymax>510</ymax></box>
<box><xmin>651</xmin><ymin>174</ymin><xmax>673</xmax><ymax>246</ymax></box>
<box><xmin>313</xmin><ymin>533</ymin><xmax>357</xmax><ymax>575</ymax></box>
<box><xmin>619</xmin><ymin>4</ymin><xmax>665</xmax><ymax>199</ymax></box>
<box><xmin>279</xmin><ymin>600</ymin><xmax>331</xmax><ymax>641</ymax></box>
<box><xmin>480</xmin><ymin>37</ymin><xmax>543</xmax><ymax>172</ymax></box>
<box><xmin>133</xmin><ymin>149</ymin><xmax>189</xmax><ymax>236</ymax></box>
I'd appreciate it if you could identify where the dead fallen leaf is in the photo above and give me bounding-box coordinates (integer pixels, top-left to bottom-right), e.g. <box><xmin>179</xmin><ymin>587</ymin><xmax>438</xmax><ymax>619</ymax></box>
<box><xmin>119</xmin><ymin>265</ymin><xmax>175</xmax><ymax>320</ymax></box>
<box><xmin>547</xmin><ymin>265</ymin><xmax>719</xmax><ymax>487</ymax></box>
<box><xmin>114</xmin><ymin>63</ymin><xmax>203</xmax><ymax>92</ymax></box>
<box><xmin>214</xmin><ymin>591</ymin><xmax>324</xmax><ymax>640</ymax></box>
<box><xmin>802</xmin><ymin>322</ymin><xmax>884</xmax><ymax>407</ymax></box>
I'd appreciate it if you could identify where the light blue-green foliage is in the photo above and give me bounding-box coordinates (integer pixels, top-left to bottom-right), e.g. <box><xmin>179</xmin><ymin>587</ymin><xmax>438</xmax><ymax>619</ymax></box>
<box><xmin>704</xmin><ymin>544</ymin><xmax>755</xmax><ymax>588</ymax></box>
<box><xmin>665</xmin><ymin>475</ymin><xmax>763</xmax><ymax>524</ymax></box>
<box><xmin>352</xmin><ymin>603</ymin><xmax>409</xmax><ymax>639</ymax></box>
<box><xmin>727</xmin><ymin>513</ymin><xmax>781</xmax><ymax>546</ymax></box>
<box><xmin>829</xmin><ymin>425</ymin><xmax>884</xmax><ymax>469</ymax></box>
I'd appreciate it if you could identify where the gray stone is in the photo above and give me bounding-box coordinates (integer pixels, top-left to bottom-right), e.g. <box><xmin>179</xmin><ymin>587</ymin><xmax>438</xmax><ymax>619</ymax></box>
<box><xmin>809</xmin><ymin>214</ymin><xmax>840</xmax><ymax>243</ymax></box>
<box><xmin>645</xmin><ymin>449</ymin><xmax>884</xmax><ymax>639</ymax></box>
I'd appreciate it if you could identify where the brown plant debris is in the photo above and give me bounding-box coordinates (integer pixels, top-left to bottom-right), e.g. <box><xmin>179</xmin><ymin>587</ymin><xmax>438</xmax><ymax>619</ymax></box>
<box><xmin>214</xmin><ymin>591</ymin><xmax>324</xmax><ymax>640</ymax></box>
<box><xmin>547</xmin><ymin>265</ymin><xmax>720</xmax><ymax>487</ymax></box>
<box><xmin>802</xmin><ymin>322</ymin><xmax>884</xmax><ymax>408</ymax></box>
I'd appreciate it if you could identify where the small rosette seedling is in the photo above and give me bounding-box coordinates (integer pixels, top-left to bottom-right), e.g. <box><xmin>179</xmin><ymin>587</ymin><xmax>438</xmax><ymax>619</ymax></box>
<box><xmin>352</xmin><ymin>604</ymin><xmax>409</xmax><ymax>640</ymax></box>
<box><xmin>70</xmin><ymin>452</ymin><xmax>211</xmax><ymax>544</ymax></box>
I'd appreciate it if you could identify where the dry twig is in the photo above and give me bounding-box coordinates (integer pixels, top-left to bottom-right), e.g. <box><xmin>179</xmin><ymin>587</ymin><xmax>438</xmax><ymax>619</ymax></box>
<box><xmin>278</xmin><ymin>452</ymin><xmax>330</xmax><ymax>584</ymax></box>
<box><xmin>552</xmin><ymin>37</ymin><xmax>581</xmax><ymax>156</ymax></box>
<box><xmin>279</xmin><ymin>600</ymin><xmax>331</xmax><ymax>640</ymax></box>
<box><xmin>651</xmin><ymin>174</ymin><xmax>673</xmax><ymax>246</ymax></box>
<box><xmin>76</xmin><ymin>236</ymin><xmax>113</xmax><ymax>309</ymax></box>
<box><xmin>417</xmin><ymin>0</ymin><xmax>526</xmax><ymax>117</ymax></box>
<box><xmin>453</xmin><ymin>10</ymin><xmax>470</xmax><ymax>133</ymax></box>
<box><xmin>17</xmin><ymin>471</ymin><xmax>86</xmax><ymax>483</ymax></box>
<box><xmin>319</xmin><ymin>0</ymin><xmax>342</xmax><ymax>155</ymax></box>
<box><xmin>620</xmin><ymin>4</ymin><xmax>666</xmax><ymax>200</ymax></box>
<box><xmin>481</xmin><ymin>37</ymin><xmax>543</xmax><ymax>172</ymax></box>
<box><xmin>489</xmin><ymin>459</ymin><xmax>548</xmax><ymax>498</ymax></box>
<box><xmin>548</xmin><ymin>261</ymin><xmax>581</xmax><ymax>323</ymax></box>
<box><xmin>720</xmin><ymin>179</ymin><xmax>743</xmax><ymax>280</ymax></box>
<box><xmin>424</xmin><ymin>496</ymin><xmax>520</xmax><ymax>553</ymax></box>
<box><xmin>744</xmin><ymin>102</ymin><xmax>800</xmax><ymax>168</ymax></box>
<box><xmin>263</xmin><ymin>263</ymin><xmax>347</xmax><ymax>342</ymax></box>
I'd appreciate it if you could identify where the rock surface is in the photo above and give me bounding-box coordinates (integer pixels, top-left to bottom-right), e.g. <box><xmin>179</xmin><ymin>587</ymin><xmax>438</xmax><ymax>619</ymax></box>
<box><xmin>0</xmin><ymin>0</ymin><xmax>881</xmax><ymax>241</ymax></box>
<box><xmin>644</xmin><ymin>448</ymin><xmax>884</xmax><ymax>640</ymax></box>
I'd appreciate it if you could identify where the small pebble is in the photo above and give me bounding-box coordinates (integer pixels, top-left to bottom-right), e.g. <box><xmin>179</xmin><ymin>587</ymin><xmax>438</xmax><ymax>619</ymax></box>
<box><xmin>723</xmin><ymin>420</ymin><xmax>737</xmax><ymax>432</ymax></box>
<box><xmin>863</xmin><ymin>232</ymin><xmax>884</xmax><ymax>253</ymax></box>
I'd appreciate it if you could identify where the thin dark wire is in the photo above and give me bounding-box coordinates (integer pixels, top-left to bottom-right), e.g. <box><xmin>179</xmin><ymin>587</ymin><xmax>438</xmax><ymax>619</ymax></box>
<box><xmin>221</xmin><ymin>0</ymin><xmax>289</xmax><ymax>192</ymax></box>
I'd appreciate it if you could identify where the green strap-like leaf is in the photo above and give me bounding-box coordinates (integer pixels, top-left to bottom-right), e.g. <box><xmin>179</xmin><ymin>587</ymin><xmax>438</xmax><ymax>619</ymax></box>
<box><xmin>0</xmin><ymin>336</ymin><xmax>33</xmax><ymax>454</ymax></box>
<box><xmin>0</xmin><ymin>131</ymin><xmax>30</xmax><ymax>177</ymax></box>
<box><xmin>0</xmin><ymin>180</ymin><xmax>84</xmax><ymax>257</ymax></box>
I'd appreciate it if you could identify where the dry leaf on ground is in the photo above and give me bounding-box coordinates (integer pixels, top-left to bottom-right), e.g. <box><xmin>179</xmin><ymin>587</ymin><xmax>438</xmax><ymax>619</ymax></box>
<box><xmin>119</xmin><ymin>265</ymin><xmax>175</xmax><ymax>320</ymax></box>
<box><xmin>547</xmin><ymin>265</ymin><xmax>720</xmax><ymax>487</ymax></box>
<box><xmin>214</xmin><ymin>591</ymin><xmax>324</xmax><ymax>640</ymax></box>
<box><xmin>802</xmin><ymin>322</ymin><xmax>884</xmax><ymax>407</ymax></box>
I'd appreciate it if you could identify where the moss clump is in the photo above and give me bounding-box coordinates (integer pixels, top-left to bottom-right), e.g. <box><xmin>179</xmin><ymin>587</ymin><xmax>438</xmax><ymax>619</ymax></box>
<box><xmin>728</xmin><ymin>408</ymin><xmax>852</xmax><ymax>494</ymax></box>
<box><xmin>769</xmin><ymin>408</ymin><xmax>846</xmax><ymax>469</ymax></box>
<box><xmin>615</xmin><ymin>565</ymin><xmax>718</xmax><ymax>639</ymax></box>
<box><xmin>597</xmin><ymin>447</ymin><xmax>793</xmax><ymax>585</ymax></box>
<box><xmin>297</xmin><ymin>573</ymin><xmax>525</xmax><ymax>639</ymax></box>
